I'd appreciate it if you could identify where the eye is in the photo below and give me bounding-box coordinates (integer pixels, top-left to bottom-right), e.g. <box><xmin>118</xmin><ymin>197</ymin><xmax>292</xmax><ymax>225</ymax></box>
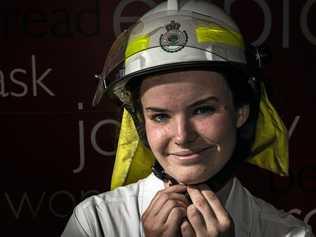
<box><xmin>194</xmin><ymin>105</ymin><xmax>216</xmax><ymax>116</ymax></box>
<box><xmin>150</xmin><ymin>113</ymin><xmax>170</xmax><ymax>123</ymax></box>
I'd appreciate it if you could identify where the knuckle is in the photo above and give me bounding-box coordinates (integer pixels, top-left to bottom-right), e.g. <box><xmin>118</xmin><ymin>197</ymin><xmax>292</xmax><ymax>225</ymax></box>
<box><xmin>159</xmin><ymin>192</ymin><xmax>169</xmax><ymax>201</ymax></box>
<box><xmin>207</xmin><ymin>191</ymin><xmax>218</xmax><ymax>201</ymax></box>
<box><xmin>195</xmin><ymin>197</ymin><xmax>207</xmax><ymax>209</ymax></box>
<box><xmin>187</xmin><ymin>205</ymin><xmax>200</xmax><ymax>220</ymax></box>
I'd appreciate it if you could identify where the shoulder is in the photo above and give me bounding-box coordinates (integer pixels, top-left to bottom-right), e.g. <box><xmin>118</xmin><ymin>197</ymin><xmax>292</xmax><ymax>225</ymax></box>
<box><xmin>62</xmin><ymin>176</ymin><xmax>149</xmax><ymax>237</ymax></box>
<box><xmin>251</xmin><ymin>195</ymin><xmax>313</xmax><ymax>236</ymax></box>
<box><xmin>79</xmin><ymin>178</ymin><xmax>142</xmax><ymax>211</ymax></box>
<box><xmin>233</xmin><ymin>179</ymin><xmax>313</xmax><ymax>236</ymax></box>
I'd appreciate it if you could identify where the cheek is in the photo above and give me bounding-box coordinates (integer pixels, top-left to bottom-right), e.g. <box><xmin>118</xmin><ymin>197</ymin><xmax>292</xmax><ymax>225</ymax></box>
<box><xmin>197</xmin><ymin>114</ymin><xmax>236</xmax><ymax>141</ymax></box>
<box><xmin>145</xmin><ymin>121</ymin><xmax>169</xmax><ymax>152</ymax></box>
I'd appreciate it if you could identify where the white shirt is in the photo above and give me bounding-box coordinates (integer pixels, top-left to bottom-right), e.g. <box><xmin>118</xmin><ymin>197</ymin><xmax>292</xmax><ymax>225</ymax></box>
<box><xmin>62</xmin><ymin>173</ymin><xmax>313</xmax><ymax>237</ymax></box>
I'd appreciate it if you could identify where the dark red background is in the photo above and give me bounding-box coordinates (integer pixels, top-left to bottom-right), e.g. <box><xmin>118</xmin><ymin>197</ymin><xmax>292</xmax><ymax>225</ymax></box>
<box><xmin>1</xmin><ymin>0</ymin><xmax>315</xmax><ymax>236</ymax></box>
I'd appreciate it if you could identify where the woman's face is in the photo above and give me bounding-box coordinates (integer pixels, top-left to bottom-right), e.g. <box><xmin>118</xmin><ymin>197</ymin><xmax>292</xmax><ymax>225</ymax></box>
<box><xmin>140</xmin><ymin>70</ymin><xmax>249</xmax><ymax>184</ymax></box>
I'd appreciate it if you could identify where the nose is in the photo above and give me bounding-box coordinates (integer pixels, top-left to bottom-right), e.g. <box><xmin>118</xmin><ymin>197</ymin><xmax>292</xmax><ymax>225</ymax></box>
<box><xmin>174</xmin><ymin>115</ymin><xmax>197</xmax><ymax>146</ymax></box>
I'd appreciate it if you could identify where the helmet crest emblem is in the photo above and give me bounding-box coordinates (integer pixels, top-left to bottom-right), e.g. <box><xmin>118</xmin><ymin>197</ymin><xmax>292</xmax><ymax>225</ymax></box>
<box><xmin>160</xmin><ymin>20</ymin><xmax>188</xmax><ymax>53</ymax></box>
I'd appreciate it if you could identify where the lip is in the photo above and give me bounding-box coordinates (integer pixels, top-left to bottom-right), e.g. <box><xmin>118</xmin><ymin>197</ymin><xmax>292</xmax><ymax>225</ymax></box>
<box><xmin>169</xmin><ymin>146</ymin><xmax>216</xmax><ymax>161</ymax></box>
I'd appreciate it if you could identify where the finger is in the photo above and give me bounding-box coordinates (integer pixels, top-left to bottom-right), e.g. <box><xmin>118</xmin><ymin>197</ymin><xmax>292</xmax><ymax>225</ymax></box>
<box><xmin>150</xmin><ymin>192</ymin><xmax>190</xmax><ymax>218</ymax></box>
<box><xmin>145</xmin><ymin>185</ymin><xmax>187</xmax><ymax>216</ymax></box>
<box><xmin>187</xmin><ymin>186</ymin><xmax>217</xmax><ymax>228</ymax></box>
<box><xmin>166</xmin><ymin>206</ymin><xmax>187</xmax><ymax>236</ymax></box>
<box><xmin>198</xmin><ymin>184</ymin><xmax>232</xmax><ymax>229</ymax></box>
<box><xmin>166</xmin><ymin>192</ymin><xmax>191</xmax><ymax>207</ymax></box>
<box><xmin>180</xmin><ymin>219</ymin><xmax>195</xmax><ymax>237</ymax></box>
<box><xmin>186</xmin><ymin>204</ymin><xmax>205</xmax><ymax>237</ymax></box>
<box><xmin>164</xmin><ymin>184</ymin><xmax>187</xmax><ymax>193</ymax></box>
<box><xmin>157</xmin><ymin>198</ymin><xmax>188</xmax><ymax>223</ymax></box>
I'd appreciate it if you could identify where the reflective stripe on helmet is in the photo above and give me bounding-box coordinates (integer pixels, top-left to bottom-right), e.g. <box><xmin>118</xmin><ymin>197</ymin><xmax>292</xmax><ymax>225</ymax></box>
<box><xmin>125</xmin><ymin>35</ymin><xmax>151</xmax><ymax>59</ymax></box>
<box><xmin>195</xmin><ymin>25</ymin><xmax>244</xmax><ymax>48</ymax></box>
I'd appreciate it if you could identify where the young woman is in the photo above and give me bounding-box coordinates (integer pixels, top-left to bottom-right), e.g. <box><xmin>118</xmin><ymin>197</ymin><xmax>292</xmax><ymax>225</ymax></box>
<box><xmin>62</xmin><ymin>0</ymin><xmax>313</xmax><ymax>236</ymax></box>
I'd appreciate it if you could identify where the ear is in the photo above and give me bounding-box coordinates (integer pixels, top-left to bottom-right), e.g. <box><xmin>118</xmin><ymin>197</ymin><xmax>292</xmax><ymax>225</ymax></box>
<box><xmin>236</xmin><ymin>104</ymin><xmax>250</xmax><ymax>128</ymax></box>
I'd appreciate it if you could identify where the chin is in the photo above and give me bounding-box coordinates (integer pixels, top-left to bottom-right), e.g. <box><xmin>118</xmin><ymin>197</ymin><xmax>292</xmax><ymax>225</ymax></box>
<box><xmin>172</xmin><ymin>168</ymin><xmax>214</xmax><ymax>185</ymax></box>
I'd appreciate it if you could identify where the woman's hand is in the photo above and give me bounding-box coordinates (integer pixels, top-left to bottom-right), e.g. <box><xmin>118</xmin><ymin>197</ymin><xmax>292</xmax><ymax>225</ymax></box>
<box><xmin>142</xmin><ymin>184</ymin><xmax>190</xmax><ymax>237</ymax></box>
<box><xmin>182</xmin><ymin>184</ymin><xmax>235</xmax><ymax>237</ymax></box>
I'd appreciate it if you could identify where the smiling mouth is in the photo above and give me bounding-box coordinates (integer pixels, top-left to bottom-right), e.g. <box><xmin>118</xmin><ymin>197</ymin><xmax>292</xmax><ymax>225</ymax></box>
<box><xmin>170</xmin><ymin>146</ymin><xmax>217</xmax><ymax>157</ymax></box>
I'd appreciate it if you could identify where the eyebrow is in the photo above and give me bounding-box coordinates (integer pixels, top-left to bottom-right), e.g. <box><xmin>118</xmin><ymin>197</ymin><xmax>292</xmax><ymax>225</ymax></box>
<box><xmin>144</xmin><ymin>96</ymin><xmax>219</xmax><ymax>113</ymax></box>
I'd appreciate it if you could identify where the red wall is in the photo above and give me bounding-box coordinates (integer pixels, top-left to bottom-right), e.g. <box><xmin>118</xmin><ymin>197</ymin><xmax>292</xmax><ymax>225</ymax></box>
<box><xmin>1</xmin><ymin>0</ymin><xmax>315</xmax><ymax>236</ymax></box>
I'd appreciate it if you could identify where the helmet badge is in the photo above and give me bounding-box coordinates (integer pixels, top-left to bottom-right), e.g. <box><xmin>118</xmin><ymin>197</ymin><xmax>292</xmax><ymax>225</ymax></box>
<box><xmin>160</xmin><ymin>20</ymin><xmax>188</xmax><ymax>53</ymax></box>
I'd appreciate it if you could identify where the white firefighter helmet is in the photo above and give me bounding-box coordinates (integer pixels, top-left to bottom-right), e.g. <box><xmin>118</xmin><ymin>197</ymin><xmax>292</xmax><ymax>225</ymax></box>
<box><xmin>91</xmin><ymin>0</ymin><xmax>289</xmax><ymax>189</ymax></box>
<box><xmin>93</xmin><ymin>0</ymin><xmax>253</xmax><ymax>107</ymax></box>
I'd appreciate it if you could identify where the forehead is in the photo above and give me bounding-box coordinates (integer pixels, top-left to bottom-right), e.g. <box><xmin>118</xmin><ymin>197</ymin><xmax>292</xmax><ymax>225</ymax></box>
<box><xmin>140</xmin><ymin>70</ymin><xmax>232</xmax><ymax>106</ymax></box>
